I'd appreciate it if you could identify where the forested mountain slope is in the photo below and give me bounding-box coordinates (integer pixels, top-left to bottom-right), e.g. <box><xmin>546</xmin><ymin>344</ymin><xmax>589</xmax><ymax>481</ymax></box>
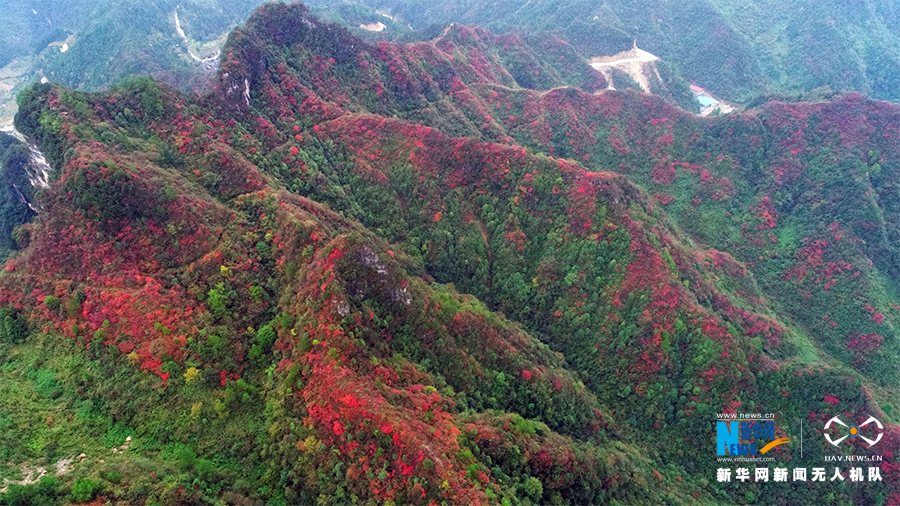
<box><xmin>0</xmin><ymin>3</ymin><xmax>898</xmax><ymax>506</ymax></box>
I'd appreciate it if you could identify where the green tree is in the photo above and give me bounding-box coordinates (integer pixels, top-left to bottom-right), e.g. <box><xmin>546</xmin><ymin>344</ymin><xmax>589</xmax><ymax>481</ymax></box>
<box><xmin>256</xmin><ymin>323</ymin><xmax>277</xmax><ymax>349</ymax></box>
<box><xmin>523</xmin><ymin>476</ymin><xmax>543</xmax><ymax>499</ymax></box>
<box><xmin>207</xmin><ymin>282</ymin><xmax>231</xmax><ymax>319</ymax></box>
<box><xmin>0</xmin><ymin>306</ymin><xmax>28</xmax><ymax>343</ymax></box>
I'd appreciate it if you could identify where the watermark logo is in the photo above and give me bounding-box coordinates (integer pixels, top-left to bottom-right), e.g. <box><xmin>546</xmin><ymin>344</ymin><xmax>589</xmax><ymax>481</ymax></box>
<box><xmin>824</xmin><ymin>416</ymin><xmax>883</xmax><ymax>447</ymax></box>
<box><xmin>716</xmin><ymin>419</ymin><xmax>790</xmax><ymax>456</ymax></box>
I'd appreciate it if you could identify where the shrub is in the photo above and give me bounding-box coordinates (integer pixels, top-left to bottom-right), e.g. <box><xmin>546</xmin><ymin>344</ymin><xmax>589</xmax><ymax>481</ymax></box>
<box><xmin>255</xmin><ymin>240</ymin><xmax>272</xmax><ymax>258</ymax></box>
<box><xmin>0</xmin><ymin>476</ymin><xmax>62</xmax><ymax>506</ymax></box>
<box><xmin>184</xmin><ymin>366</ymin><xmax>200</xmax><ymax>383</ymax></box>
<box><xmin>66</xmin><ymin>298</ymin><xmax>80</xmax><ymax>317</ymax></box>
<box><xmin>248</xmin><ymin>285</ymin><xmax>265</xmax><ymax>301</ymax></box>
<box><xmin>43</xmin><ymin>295</ymin><xmax>60</xmax><ymax>311</ymax></box>
<box><xmin>35</xmin><ymin>368</ymin><xmax>62</xmax><ymax>399</ymax></box>
<box><xmin>70</xmin><ymin>478</ymin><xmax>101</xmax><ymax>502</ymax></box>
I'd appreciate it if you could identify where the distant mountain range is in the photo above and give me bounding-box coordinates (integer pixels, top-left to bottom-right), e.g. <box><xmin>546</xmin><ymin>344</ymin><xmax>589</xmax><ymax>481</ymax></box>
<box><xmin>0</xmin><ymin>0</ymin><xmax>268</xmax><ymax>125</ymax></box>
<box><xmin>305</xmin><ymin>0</ymin><xmax>900</xmax><ymax>103</ymax></box>
<box><xmin>7</xmin><ymin>0</ymin><xmax>897</xmax><ymax>128</ymax></box>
